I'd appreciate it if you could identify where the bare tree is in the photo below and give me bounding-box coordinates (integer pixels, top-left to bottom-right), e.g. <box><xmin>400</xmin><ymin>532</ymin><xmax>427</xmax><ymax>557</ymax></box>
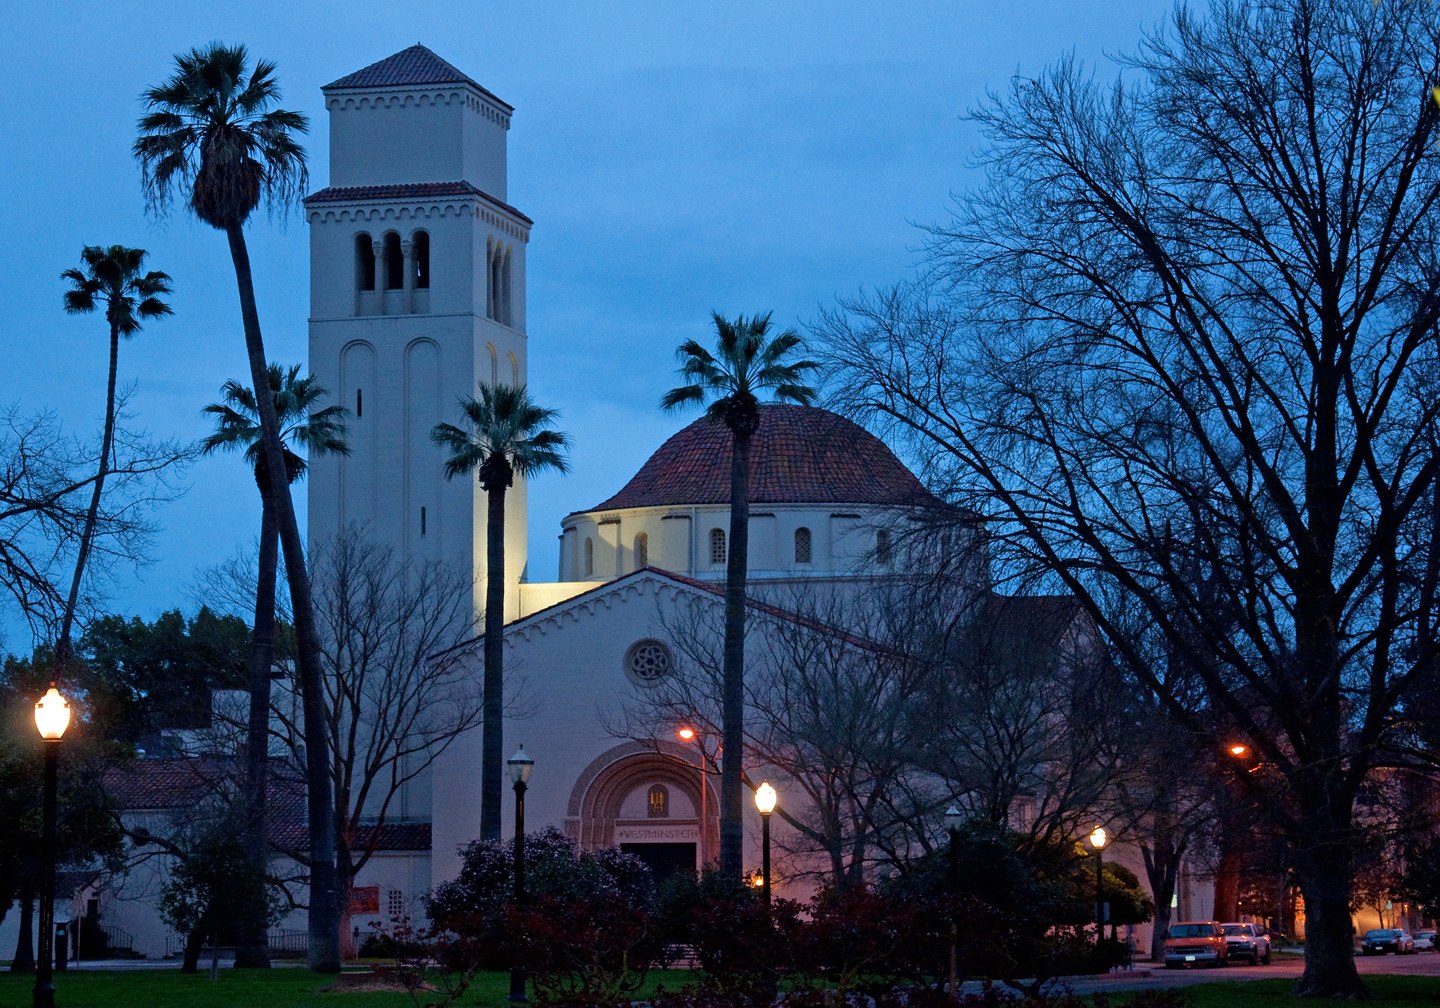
<box><xmin>621</xmin><ymin>561</ymin><xmax>1124</xmax><ymax>889</ymax></box>
<box><xmin>821</xmin><ymin>0</ymin><xmax>1440</xmax><ymax>994</ymax></box>
<box><xmin>0</xmin><ymin>402</ymin><xmax>189</xmax><ymax>642</ymax></box>
<box><xmin>270</xmin><ymin>530</ymin><xmax>479</xmax><ymax>940</ymax></box>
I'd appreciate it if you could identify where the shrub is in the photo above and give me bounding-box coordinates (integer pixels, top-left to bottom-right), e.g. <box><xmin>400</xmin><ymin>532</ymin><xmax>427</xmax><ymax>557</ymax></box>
<box><xmin>426</xmin><ymin>826</ymin><xmax>659</xmax><ymax>1004</ymax></box>
<box><xmin>656</xmin><ymin>871</ymin><xmax>802</xmax><ymax>1002</ymax></box>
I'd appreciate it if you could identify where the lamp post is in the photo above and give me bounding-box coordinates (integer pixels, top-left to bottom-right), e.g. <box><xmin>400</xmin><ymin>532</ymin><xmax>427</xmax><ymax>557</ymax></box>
<box><xmin>1089</xmin><ymin>825</ymin><xmax>1107</xmax><ymax>970</ymax></box>
<box><xmin>944</xmin><ymin>806</ymin><xmax>962</xmax><ymax>998</ymax></box>
<box><xmin>754</xmin><ymin>781</ymin><xmax>777</xmax><ymax>907</ymax></box>
<box><xmin>677</xmin><ymin>726</ymin><xmax>707</xmax><ymax>870</ymax></box>
<box><xmin>507</xmin><ymin>747</ymin><xmax>534</xmax><ymax>1004</ymax></box>
<box><xmin>33</xmin><ymin>684</ymin><xmax>70</xmax><ymax>1008</ymax></box>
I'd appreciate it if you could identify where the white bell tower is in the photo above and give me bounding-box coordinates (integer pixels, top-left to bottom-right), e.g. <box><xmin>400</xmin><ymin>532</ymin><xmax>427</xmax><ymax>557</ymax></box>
<box><xmin>305</xmin><ymin>45</ymin><xmax>532</xmax><ymax>621</ymax></box>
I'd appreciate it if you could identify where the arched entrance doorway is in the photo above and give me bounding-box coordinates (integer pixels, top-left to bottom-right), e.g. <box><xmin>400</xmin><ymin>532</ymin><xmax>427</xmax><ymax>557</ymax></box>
<box><xmin>565</xmin><ymin>741</ymin><xmax>717</xmax><ymax>883</ymax></box>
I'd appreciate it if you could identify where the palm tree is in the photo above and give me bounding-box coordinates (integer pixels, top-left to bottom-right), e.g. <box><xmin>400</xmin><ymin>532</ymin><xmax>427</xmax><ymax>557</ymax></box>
<box><xmin>134</xmin><ymin>44</ymin><xmax>342</xmax><ymax>971</ymax></box>
<box><xmin>431</xmin><ymin>384</ymin><xmax>569</xmax><ymax>839</ymax></box>
<box><xmin>58</xmin><ymin>246</ymin><xmax>173</xmax><ymax>667</ymax></box>
<box><xmin>201</xmin><ymin>364</ymin><xmax>348</xmax><ymax>967</ymax></box>
<box><xmin>661</xmin><ymin>313</ymin><xmax>819</xmax><ymax>880</ymax></box>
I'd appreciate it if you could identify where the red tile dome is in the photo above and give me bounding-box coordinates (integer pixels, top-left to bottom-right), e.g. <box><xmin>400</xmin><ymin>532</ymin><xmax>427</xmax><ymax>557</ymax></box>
<box><xmin>583</xmin><ymin>405</ymin><xmax>948</xmax><ymax>512</ymax></box>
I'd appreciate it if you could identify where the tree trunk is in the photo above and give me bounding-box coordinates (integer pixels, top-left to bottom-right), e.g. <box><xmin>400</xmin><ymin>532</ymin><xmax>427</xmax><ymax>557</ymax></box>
<box><xmin>1213</xmin><ymin>847</ymin><xmax>1241</xmax><ymax>922</ymax></box>
<box><xmin>480</xmin><ymin>480</ymin><xmax>507</xmax><ymax>841</ymax></box>
<box><xmin>224</xmin><ymin>223</ymin><xmax>339</xmax><ymax>973</ymax></box>
<box><xmin>10</xmin><ymin>883</ymin><xmax>35</xmax><ymax>972</ymax></box>
<box><xmin>181</xmin><ymin>926</ymin><xmax>206</xmax><ymax>973</ymax></box>
<box><xmin>1291</xmin><ymin>781</ymin><xmax>1364</xmax><ymax>997</ymax></box>
<box><xmin>235</xmin><ymin>495</ymin><xmax>278</xmax><ymax>969</ymax></box>
<box><xmin>719</xmin><ymin>430</ymin><xmax>752</xmax><ymax>881</ymax></box>
<box><xmin>54</xmin><ymin>321</ymin><xmax>121</xmax><ymax>669</ymax></box>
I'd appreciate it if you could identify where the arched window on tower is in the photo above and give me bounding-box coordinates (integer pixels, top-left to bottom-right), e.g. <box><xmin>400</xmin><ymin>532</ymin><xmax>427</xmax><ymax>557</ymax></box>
<box><xmin>411</xmin><ymin>230</ymin><xmax>430</xmax><ymax>289</ymax></box>
<box><xmin>710</xmin><ymin>528</ymin><xmax>727</xmax><ymax>565</ymax></box>
<box><xmin>634</xmin><ymin>532</ymin><xmax>649</xmax><ymax>569</ymax></box>
<box><xmin>794</xmin><ymin>527</ymin><xmax>812</xmax><ymax>564</ymax></box>
<box><xmin>486</xmin><ymin>239</ymin><xmax>498</xmax><ymax>319</ymax></box>
<box><xmin>355</xmin><ymin>233</ymin><xmax>375</xmax><ymax>291</ymax></box>
<box><xmin>584</xmin><ymin>537</ymin><xmax>594</xmax><ymax>578</ymax></box>
<box><xmin>383</xmin><ymin>232</ymin><xmax>403</xmax><ymax>290</ymax></box>
<box><xmin>876</xmin><ymin>528</ymin><xmax>893</xmax><ymax>567</ymax></box>
<box><xmin>500</xmin><ymin>247</ymin><xmax>513</xmax><ymax>325</ymax></box>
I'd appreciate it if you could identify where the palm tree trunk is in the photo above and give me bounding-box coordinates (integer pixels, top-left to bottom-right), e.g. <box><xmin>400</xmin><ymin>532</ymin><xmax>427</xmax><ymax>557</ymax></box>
<box><xmin>54</xmin><ymin>322</ymin><xmax>121</xmax><ymax>668</ymax></box>
<box><xmin>480</xmin><ymin>481</ymin><xmax>507</xmax><ymax>841</ymax></box>
<box><xmin>719</xmin><ymin>430</ymin><xmax>751</xmax><ymax>881</ymax></box>
<box><xmin>235</xmin><ymin>496</ymin><xmax>278</xmax><ymax>968</ymax></box>
<box><xmin>224</xmin><ymin>223</ymin><xmax>340</xmax><ymax>973</ymax></box>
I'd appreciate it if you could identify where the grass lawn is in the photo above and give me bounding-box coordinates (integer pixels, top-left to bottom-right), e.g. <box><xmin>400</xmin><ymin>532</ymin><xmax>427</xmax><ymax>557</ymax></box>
<box><xmin>0</xmin><ymin>966</ymin><xmax>697</xmax><ymax>1008</ymax></box>
<box><xmin>0</xmin><ymin>969</ymin><xmax>1435</xmax><ymax>1008</ymax></box>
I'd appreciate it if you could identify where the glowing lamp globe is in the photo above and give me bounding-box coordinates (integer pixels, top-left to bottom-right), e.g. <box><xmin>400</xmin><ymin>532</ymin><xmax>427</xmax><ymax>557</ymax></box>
<box><xmin>35</xmin><ymin>685</ymin><xmax>71</xmax><ymax>741</ymax></box>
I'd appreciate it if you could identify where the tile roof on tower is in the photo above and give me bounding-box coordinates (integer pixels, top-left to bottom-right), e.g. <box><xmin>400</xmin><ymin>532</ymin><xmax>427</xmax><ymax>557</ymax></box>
<box><xmin>324</xmin><ymin>44</ymin><xmax>511</xmax><ymax>111</ymax></box>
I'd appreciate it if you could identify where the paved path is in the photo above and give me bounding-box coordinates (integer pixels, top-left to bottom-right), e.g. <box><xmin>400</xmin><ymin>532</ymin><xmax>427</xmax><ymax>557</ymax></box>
<box><xmin>1038</xmin><ymin>949</ymin><xmax>1440</xmax><ymax>995</ymax></box>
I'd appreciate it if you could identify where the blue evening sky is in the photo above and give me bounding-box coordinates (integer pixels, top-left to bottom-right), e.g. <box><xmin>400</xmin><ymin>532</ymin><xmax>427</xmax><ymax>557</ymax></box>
<box><xmin>0</xmin><ymin>1</ymin><xmax>1174</xmax><ymax>652</ymax></box>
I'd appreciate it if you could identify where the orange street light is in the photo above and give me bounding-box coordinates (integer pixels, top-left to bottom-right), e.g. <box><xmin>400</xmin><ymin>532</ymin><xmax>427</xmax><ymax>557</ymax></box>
<box><xmin>677</xmin><ymin>726</ymin><xmax>707</xmax><ymax>869</ymax></box>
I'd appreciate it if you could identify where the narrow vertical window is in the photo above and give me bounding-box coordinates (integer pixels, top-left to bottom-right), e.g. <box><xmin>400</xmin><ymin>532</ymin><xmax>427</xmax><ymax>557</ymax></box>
<box><xmin>876</xmin><ymin>529</ymin><xmax>893</xmax><ymax>567</ymax></box>
<box><xmin>355</xmin><ymin>233</ymin><xmax>376</xmax><ymax>291</ymax></box>
<box><xmin>794</xmin><ymin>527</ymin><xmax>812</xmax><ymax>564</ymax></box>
<box><xmin>709</xmin><ymin>528</ymin><xmax>727</xmax><ymax>564</ymax></box>
<box><xmin>634</xmin><ymin>532</ymin><xmax>649</xmax><ymax>569</ymax></box>
<box><xmin>584</xmin><ymin>537</ymin><xmax>594</xmax><ymax>577</ymax></box>
<box><xmin>501</xmin><ymin>248</ymin><xmax>513</xmax><ymax>325</ymax></box>
<box><xmin>412</xmin><ymin>231</ymin><xmax>430</xmax><ymax>289</ymax></box>
<box><xmin>488</xmin><ymin>242</ymin><xmax>501</xmax><ymax>320</ymax></box>
<box><xmin>420</xmin><ymin>507</ymin><xmax>427</xmax><ymax>536</ymax></box>
<box><xmin>383</xmin><ymin>232</ymin><xmax>403</xmax><ymax>289</ymax></box>
<box><xmin>356</xmin><ymin>388</ymin><xmax>363</xmax><ymax>417</ymax></box>
<box><xmin>647</xmin><ymin>784</ymin><xmax>669</xmax><ymax>818</ymax></box>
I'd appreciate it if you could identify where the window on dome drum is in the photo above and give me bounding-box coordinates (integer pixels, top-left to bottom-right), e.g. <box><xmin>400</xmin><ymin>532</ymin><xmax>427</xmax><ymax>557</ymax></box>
<box><xmin>710</xmin><ymin>528</ymin><xmax>727</xmax><ymax>564</ymax></box>
<box><xmin>420</xmin><ymin>507</ymin><xmax>427</xmax><ymax>536</ymax></box>
<box><xmin>383</xmin><ymin>232</ymin><xmax>403</xmax><ymax>289</ymax></box>
<box><xmin>412</xmin><ymin>230</ymin><xmax>430</xmax><ymax>289</ymax></box>
<box><xmin>356</xmin><ymin>388</ymin><xmax>362</xmax><ymax>417</ymax></box>
<box><xmin>794</xmin><ymin>527</ymin><xmax>812</xmax><ymax>564</ymax></box>
<box><xmin>876</xmin><ymin>529</ymin><xmax>893</xmax><ymax>567</ymax></box>
<box><xmin>647</xmin><ymin>784</ymin><xmax>669</xmax><ymax>818</ymax></box>
<box><xmin>634</xmin><ymin>532</ymin><xmax>649</xmax><ymax>569</ymax></box>
<box><xmin>584</xmin><ymin>537</ymin><xmax>594</xmax><ymax>577</ymax></box>
<box><xmin>355</xmin><ymin>233</ymin><xmax>376</xmax><ymax>291</ymax></box>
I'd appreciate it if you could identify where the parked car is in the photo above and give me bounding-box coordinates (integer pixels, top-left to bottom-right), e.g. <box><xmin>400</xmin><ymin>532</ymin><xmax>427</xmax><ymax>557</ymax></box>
<box><xmin>1221</xmin><ymin>922</ymin><xmax>1272</xmax><ymax>965</ymax></box>
<box><xmin>1359</xmin><ymin>928</ymin><xmax>1416</xmax><ymax>955</ymax></box>
<box><xmin>1414</xmin><ymin>930</ymin><xmax>1436</xmax><ymax>951</ymax></box>
<box><xmin>1164</xmin><ymin>921</ymin><xmax>1230</xmax><ymax>968</ymax></box>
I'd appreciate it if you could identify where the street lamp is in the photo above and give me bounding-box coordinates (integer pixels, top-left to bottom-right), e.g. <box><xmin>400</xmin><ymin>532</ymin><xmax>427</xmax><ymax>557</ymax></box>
<box><xmin>1089</xmin><ymin>825</ymin><xmax>1107</xmax><ymax>969</ymax></box>
<box><xmin>677</xmin><ymin>726</ymin><xmax>708</xmax><ymax>870</ymax></box>
<box><xmin>33</xmin><ymin>684</ymin><xmax>70</xmax><ymax>1008</ymax></box>
<box><xmin>507</xmin><ymin>746</ymin><xmax>534</xmax><ymax>1004</ymax></box>
<box><xmin>754</xmin><ymin>781</ymin><xmax>777</xmax><ymax>907</ymax></box>
<box><xmin>944</xmin><ymin>806</ymin><xmax>962</xmax><ymax>998</ymax></box>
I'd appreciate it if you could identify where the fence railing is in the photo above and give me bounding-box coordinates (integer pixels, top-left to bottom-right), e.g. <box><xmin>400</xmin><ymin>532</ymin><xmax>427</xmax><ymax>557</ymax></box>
<box><xmin>268</xmin><ymin>928</ymin><xmax>308</xmax><ymax>958</ymax></box>
<box><xmin>97</xmin><ymin>923</ymin><xmax>134</xmax><ymax>954</ymax></box>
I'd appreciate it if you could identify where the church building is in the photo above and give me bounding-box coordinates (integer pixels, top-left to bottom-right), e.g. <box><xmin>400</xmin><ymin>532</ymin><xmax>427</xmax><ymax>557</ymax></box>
<box><xmin>298</xmin><ymin>43</ymin><xmax>1007</xmax><ymax>910</ymax></box>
